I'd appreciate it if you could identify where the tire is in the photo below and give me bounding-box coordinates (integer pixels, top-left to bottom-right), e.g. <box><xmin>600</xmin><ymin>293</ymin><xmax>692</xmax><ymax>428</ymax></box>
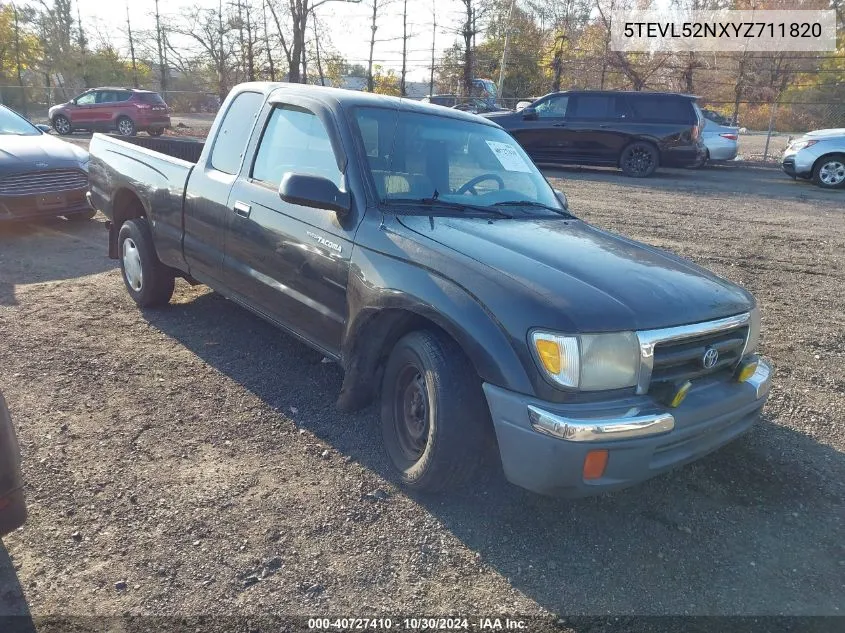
<box><xmin>52</xmin><ymin>115</ymin><xmax>72</xmax><ymax>136</ymax></box>
<box><xmin>116</xmin><ymin>116</ymin><xmax>136</xmax><ymax>137</ymax></box>
<box><xmin>148</xmin><ymin>128</ymin><xmax>164</xmax><ymax>137</ymax></box>
<box><xmin>380</xmin><ymin>330</ymin><xmax>488</xmax><ymax>493</ymax></box>
<box><xmin>812</xmin><ymin>154</ymin><xmax>845</xmax><ymax>189</ymax></box>
<box><xmin>118</xmin><ymin>218</ymin><xmax>175</xmax><ymax>308</ymax></box>
<box><xmin>620</xmin><ymin>141</ymin><xmax>659</xmax><ymax>177</ymax></box>
<box><xmin>65</xmin><ymin>209</ymin><xmax>96</xmax><ymax>221</ymax></box>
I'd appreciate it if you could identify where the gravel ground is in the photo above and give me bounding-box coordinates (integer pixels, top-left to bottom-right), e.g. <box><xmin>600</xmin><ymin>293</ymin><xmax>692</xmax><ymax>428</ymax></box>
<box><xmin>0</xmin><ymin>166</ymin><xmax>843</xmax><ymax>626</ymax></box>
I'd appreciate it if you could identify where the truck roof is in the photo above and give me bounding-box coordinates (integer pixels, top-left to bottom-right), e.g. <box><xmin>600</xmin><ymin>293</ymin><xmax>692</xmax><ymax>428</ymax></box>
<box><xmin>235</xmin><ymin>81</ymin><xmax>500</xmax><ymax>127</ymax></box>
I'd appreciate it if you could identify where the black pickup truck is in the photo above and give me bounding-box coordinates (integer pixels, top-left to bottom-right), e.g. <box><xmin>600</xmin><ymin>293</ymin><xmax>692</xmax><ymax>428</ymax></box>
<box><xmin>88</xmin><ymin>82</ymin><xmax>772</xmax><ymax>497</ymax></box>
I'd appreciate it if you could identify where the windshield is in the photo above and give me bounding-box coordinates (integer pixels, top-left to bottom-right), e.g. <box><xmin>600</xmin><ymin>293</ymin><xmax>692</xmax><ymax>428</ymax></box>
<box><xmin>354</xmin><ymin>107</ymin><xmax>562</xmax><ymax>213</ymax></box>
<box><xmin>0</xmin><ymin>106</ymin><xmax>40</xmax><ymax>136</ymax></box>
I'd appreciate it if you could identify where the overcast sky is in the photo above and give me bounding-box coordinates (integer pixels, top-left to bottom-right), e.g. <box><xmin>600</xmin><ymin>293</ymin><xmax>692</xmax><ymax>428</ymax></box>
<box><xmin>74</xmin><ymin>0</ymin><xmax>474</xmax><ymax>82</ymax></box>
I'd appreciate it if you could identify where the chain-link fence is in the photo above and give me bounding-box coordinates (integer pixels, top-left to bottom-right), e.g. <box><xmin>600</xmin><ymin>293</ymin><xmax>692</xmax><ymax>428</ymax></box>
<box><xmin>3</xmin><ymin>83</ymin><xmax>842</xmax><ymax>163</ymax></box>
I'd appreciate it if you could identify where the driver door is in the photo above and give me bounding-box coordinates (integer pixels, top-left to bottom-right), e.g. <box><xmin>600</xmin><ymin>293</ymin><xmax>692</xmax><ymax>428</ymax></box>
<box><xmin>509</xmin><ymin>95</ymin><xmax>570</xmax><ymax>163</ymax></box>
<box><xmin>223</xmin><ymin>101</ymin><xmax>356</xmax><ymax>357</ymax></box>
<box><xmin>70</xmin><ymin>91</ymin><xmax>97</xmax><ymax>126</ymax></box>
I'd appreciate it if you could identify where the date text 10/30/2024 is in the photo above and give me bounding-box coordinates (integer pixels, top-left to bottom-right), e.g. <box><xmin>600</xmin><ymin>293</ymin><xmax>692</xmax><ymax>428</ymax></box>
<box><xmin>307</xmin><ymin>618</ymin><xmax>528</xmax><ymax>630</ymax></box>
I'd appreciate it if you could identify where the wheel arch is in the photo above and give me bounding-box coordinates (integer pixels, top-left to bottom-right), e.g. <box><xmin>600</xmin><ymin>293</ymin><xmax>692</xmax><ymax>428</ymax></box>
<box><xmin>108</xmin><ymin>187</ymin><xmax>148</xmax><ymax>258</ymax></box>
<box><xmin>336</xmin><ymin>271</ymin><xmax>533</xmax><ymax>413</ymax></box>
<box><xmin>812</xmin><ymin>151</ymin><xmax>845</xmax><ymax>184</ymax></box>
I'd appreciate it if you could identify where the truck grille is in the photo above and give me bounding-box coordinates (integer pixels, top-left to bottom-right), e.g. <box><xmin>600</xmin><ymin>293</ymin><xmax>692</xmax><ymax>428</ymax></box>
<box><xmin>0</xmin><ymin>170</ymin><xmax>88</xmax><ymax>196</ymax></box>
<box><xmin>651</xmin><ymin>326</ymin><xmax>748</xmax><ymax>385</ymax></box>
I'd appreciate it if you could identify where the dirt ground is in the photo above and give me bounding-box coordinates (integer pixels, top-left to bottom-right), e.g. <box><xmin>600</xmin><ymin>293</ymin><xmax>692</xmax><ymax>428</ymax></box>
<box><xmin>0</xmin><ymin>166</ymin><xmax>843</xmax><ymax>627</ymax></box>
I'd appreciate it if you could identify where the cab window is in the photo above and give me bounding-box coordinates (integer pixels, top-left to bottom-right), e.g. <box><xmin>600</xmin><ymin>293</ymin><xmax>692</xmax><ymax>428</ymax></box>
<box><xmin>210</xmin><ymin>91</ymin><xmax>264</xmax><ymax>175</ymax></box>
<box><xmin>252</xmin><ymin>105</ymin><xmax>343</xmax><ymax>189</ymax></box>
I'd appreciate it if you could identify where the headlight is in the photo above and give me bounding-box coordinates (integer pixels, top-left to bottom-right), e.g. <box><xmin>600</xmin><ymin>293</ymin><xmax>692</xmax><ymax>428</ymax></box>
<box><xmin>531</xmin><ymin>330</ymin><xmax>640</xmax><ymax>391</ymax></box>
<box><xmin>745</xmin><ymin>306</ymin><xmax>760</xmax><ymax>355</ymax></box>
<box><xmin>788</xmin><ymin>139</ymin><xmax>817</xmax><ymax>151</ymax></box>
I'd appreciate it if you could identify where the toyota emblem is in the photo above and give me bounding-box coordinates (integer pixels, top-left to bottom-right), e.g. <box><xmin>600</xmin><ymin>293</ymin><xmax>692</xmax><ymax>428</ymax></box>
<box><xmin>701</xmin><ymin>347</ymin><xmax>719</xmax><ymax>369</ymax></box>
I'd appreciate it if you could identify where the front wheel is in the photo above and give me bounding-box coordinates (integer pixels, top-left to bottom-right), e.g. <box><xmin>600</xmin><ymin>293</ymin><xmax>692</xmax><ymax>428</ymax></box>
<box><xmin>116</xmin><ymin>116</ymin><xmax>136</xmax><ymax>137</ymax></box>
<box><xmin>380</xmin><ymin>330</ymin><xmax>488</xmax><ymax>492</ymax></box>
<box><xmin>620</xmin><ymin>142</ymin><xmax>659</xmax><ymax>177</ymax></box>
<box><xmin>53</xmin><ymin>115</ymin><xmax>72</xmax><ymax>136</ymax></box>
<box><xmin>118</xmin><ymin>218</ymin><xmax>175</xmax><ymax>307</ymax></box>
<box><xmin>812</xmin><ymin>154</ymin><xmax>845</xmax><ymax>189</ymax></box>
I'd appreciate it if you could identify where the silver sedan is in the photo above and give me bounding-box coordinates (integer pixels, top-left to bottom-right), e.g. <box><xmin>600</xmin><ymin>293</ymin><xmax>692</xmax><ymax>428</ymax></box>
<box><xmin>701</xmin><ymin>117</ymin><xmax>739</xmax><ymax>163</ymax></box>
<box><xmin>782</xmin><ymin>129</ymin><xmax>845</xmax><ymax>189</ymax></box>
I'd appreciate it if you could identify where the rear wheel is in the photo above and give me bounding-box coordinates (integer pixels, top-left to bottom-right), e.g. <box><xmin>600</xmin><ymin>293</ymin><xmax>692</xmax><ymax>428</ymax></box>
<box><xmin>118</xmin><ymin>218</ymin><xmax>175</xmax><ymax>307</ymax></box>
<box><xmin>620</xmin><ymin>141</ymin><xmax>659</xmax><ymax>177</ymax></box>
<box><xmin>380</xmin><ymin>330</ymin><xmax>488</xmax><ymax>492</ymax></box>
<box><xmin>116</xmin><ymin>116</ymin><xmax>136</xmax><ymax>137</ymax></box>
<box><xmin>812</xmin><ymin>154</ymin><xmax>845</xmax><ymax>189</ymax></box>
<box><xmin>53</xmin><ymin>115</ymin><xmax>72</xmax><ymax>136</ymax></box>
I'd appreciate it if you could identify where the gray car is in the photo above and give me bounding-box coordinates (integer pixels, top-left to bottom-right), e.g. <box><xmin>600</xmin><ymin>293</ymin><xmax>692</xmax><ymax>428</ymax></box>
<box><xmin>782</xmin><ymin>128</ymin><xmax>845</xmax><ymax>189</ymax></box>
<box><xmin>701</xmin><ymin>117</ymin><xmax>739</xmax><ymax>163</ymax></box>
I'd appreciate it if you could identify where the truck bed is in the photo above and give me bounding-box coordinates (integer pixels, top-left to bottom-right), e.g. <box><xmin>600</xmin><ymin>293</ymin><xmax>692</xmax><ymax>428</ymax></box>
<box><xmin>88</xmin><ymin>133</ymin><xmax>200</xmax><ymax>269</ymax></box>
<box><xmin>103</xmin><ymin>134</ymin><xmax>205</xmax><ymax>164</ymax></box>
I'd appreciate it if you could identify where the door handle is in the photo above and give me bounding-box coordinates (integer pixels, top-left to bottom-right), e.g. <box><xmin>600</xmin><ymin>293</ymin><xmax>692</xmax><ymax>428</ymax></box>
<box><xmin>599</xmin><ymin>124</ymin><xmax>609</xmax><ymax>128</ymax></box>
<box><xmin>233</xmin><ymin>201</ymin><xmax>251</xmax><ymax>218</ymax></box>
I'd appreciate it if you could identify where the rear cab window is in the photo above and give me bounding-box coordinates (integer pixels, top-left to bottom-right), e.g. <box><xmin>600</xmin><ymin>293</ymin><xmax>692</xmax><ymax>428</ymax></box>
<box><xmin>209</xmin><ymin>91</ymin><xmax>264</xmax><ymax>175</ymax></box>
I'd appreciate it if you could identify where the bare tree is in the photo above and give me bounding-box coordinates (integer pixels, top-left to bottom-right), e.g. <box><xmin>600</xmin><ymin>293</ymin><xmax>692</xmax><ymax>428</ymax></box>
<box><xmin>154</xmin><ymin>0</ymin><xmax>168</xmax><ymax>95</ymax></box>
<box><xmin>169</xmin><ymin>5</ymin><xmax>237</xmax><ymax>100</ymax></box>
<box><xmin>365</xmin><ymin>0</ymin><xmax>397</xmax><ymax>92</ymax></box>
<box><xmin>126</xmin><ymin>6</ymin><xmax>139</xmax><ymax>87</ymax></box>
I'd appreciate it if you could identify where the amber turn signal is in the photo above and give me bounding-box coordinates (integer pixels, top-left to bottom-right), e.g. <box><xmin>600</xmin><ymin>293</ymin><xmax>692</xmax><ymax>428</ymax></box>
<box><xmin>670</xmin><ymin>380</ymin><xmax>692</xmax><ymax>408</ymax></box>
<box><xmin>736</xmin><ymin>358</ymin><xmax>759</xmax><ymax>383</ymax></box>
<box><xmin>583</xmin><ymin>450</ymin><xmax>609</xmax><ymax>480</ymax></box>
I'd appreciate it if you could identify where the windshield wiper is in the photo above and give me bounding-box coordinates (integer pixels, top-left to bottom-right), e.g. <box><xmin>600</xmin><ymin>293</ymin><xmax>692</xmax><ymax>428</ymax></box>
<box><xmin>383</xmin><ymin>197</ymin><xmax>513</xmax><ymax>219</ymax></box>
<box><xmin>492</xmin><ymin>200</ymin><xmax>575</xmax><ymax>218</ymax></box>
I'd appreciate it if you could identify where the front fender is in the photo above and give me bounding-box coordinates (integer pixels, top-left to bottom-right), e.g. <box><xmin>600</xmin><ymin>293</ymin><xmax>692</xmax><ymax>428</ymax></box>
<box><xmin>337</xmin><ymin>246</ymin><xmax>534</xmax><ymax>411</ymax></box>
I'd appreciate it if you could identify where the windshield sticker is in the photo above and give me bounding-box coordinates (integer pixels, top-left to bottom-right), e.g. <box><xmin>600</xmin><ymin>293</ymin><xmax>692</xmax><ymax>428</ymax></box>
<box><xmin>485</xmin><ymin>140</ymin><xmax>532</xmax><ymax>172</ymax></box>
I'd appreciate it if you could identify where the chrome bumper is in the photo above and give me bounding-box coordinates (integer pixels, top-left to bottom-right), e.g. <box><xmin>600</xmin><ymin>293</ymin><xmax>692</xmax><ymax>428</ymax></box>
<box><xmin>527</xmin><ymin>358</ymin><xmax>772</xmax><ymax>442</ymax></box>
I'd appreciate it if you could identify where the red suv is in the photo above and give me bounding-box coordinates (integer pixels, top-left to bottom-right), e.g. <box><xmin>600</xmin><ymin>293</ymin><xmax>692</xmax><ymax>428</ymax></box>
<box><xmin>48</xmin><ymin>88</ymin><xmax>171</xmax><ymax>137</ymax></box>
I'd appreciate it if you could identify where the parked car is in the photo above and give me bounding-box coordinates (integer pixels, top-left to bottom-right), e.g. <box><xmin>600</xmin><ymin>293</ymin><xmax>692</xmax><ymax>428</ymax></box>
<box><xmin>697</xmin><ymin>116</ymin><xmax>739</xmax><ymax>165</ymax></box>
<box><xmin>483</xmin><ymin>90</ymin><xmax>706</xmax><ymax>177</ymax></box>
<box><xmin>0</xmin><ymin>104</ymin><xmax>93</xmax><ymax>222</ymax></box>
<box><xmin>88</xmin><ymin>83</ymin><xmax>771</xmax><ymax>497</ymax></box>
<box><xmin>452</xmin><ymin>98</ymin><xmax>509</xmax><ymax>115</ymax></box>
<box><xmin>0</xmin><ymin>391</ymin><xmax>26</xmax><ymax>538</ymax></box>
<box><xmin>421</xmin><ymin>94</ymin><xmax>458</xmax><ymax>108</ymax></box>
<box><xmin>49</xmin><ymin>87</ymin><xmax>171</xmax><ymax>137</ymax></box>
<box><xmin>782</xmin><ymin>129</ymin><xmax>845</xmax><ymax>189</ymax></box>
<box><xmin>700</xmin><ymin>108</ymin><xmax>734</xmax><ymax>127</ymax></box>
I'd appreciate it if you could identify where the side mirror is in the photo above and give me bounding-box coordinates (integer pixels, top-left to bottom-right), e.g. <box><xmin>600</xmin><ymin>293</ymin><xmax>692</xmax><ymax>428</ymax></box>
<box><xmin>279</xmin><ymin>172</ymin><xmax>350</xmax><ymax>217</ymax></box>
<box><xmin>554</xmin><ymin>189</ymin><xmax>568</xmax><ymax>209</ymax></box>
<box><xmin>522</xmin><ymin>106</ymin><xmax>538</xmax><ymax>121</ymax></box>
<box><xmin>36</xmin><ymin>124</ymin><xmax>51</xmax><ymax>133</ymax></box>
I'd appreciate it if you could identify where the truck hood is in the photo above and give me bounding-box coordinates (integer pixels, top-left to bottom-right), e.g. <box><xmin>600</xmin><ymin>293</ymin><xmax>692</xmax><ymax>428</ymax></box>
<box><xmin>0</xmin><ymin>134</ymin><xmax>88</xmax><ymax>174</ymax></box>
<box><xmin>397</xmin><ymin>215</ymin><xmax>753</xmax><ymax>332</ymax></box>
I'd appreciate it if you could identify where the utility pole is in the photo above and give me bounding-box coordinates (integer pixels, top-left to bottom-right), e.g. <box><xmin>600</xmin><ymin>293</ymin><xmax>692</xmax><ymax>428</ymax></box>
<box><xmin>76</xmin><ymin>2</ymin><xmax>89</xmax><ymax>88</ymax></box>
<box><xmin>429</xmin><ymin>1</ymin><xmax>435</xmax><ymax>96</ymax></box>
<box><xmin>263</xmin><ymin>0</ymin><xmax>275</xmax><ymax>80</ymax></box>
<box><xmin>313</xmin><ymin>13</ymin><xmax>324</xmax><ymax>86</ymax></box>
<box><xmin>400</xmin><ymin>0</ymin><xmax>407</xmax><ymax>96</ymax></box>
<box><xmin>13</xmin><ymin>2</ymin><xmax>26</xmax><ymax>114</ymax></box>
<box><xmin>496</xmin><ymin>0</ymin><xmax>516</xmax><ymax>99</ymax></box>
<box><xmin>367</xmin><ymin>0</ymin><xmax>378</xmax><ymax>92</ymax></box>
<box><xmin>155</xmin><ymin>0</ymin><xmax>168</xmax><ymax>96</ymax></box>
<box><xmin>126</xmin><ymin>5</ymin><xmax>139</xmax><ymax>87</ymax></box>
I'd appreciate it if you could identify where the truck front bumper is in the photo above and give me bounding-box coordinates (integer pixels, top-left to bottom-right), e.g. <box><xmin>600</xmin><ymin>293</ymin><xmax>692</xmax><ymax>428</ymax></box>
<box><xmin>483</xmin><ymin>359</ymin><xmax>772</xmax><ymax>497</ymax></box>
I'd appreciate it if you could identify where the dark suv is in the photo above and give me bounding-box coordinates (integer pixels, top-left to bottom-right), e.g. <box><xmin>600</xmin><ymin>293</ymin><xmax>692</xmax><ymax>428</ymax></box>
<box><xmin>48</xmin><ymin>88</ymin><xmax>171</xmax><ymax>137</ymax></box>
<box><xmin>484</xmin><ymin>90</ymin><xmax>706</xmax><ymax>177</ymax></box>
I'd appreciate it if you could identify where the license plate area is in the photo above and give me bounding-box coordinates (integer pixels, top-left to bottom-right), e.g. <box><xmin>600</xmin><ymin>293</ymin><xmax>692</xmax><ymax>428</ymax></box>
<box><xmin>36</xmin><ymin>193</ymin><xmax>66</xmax><ymax>210</ymax></box>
